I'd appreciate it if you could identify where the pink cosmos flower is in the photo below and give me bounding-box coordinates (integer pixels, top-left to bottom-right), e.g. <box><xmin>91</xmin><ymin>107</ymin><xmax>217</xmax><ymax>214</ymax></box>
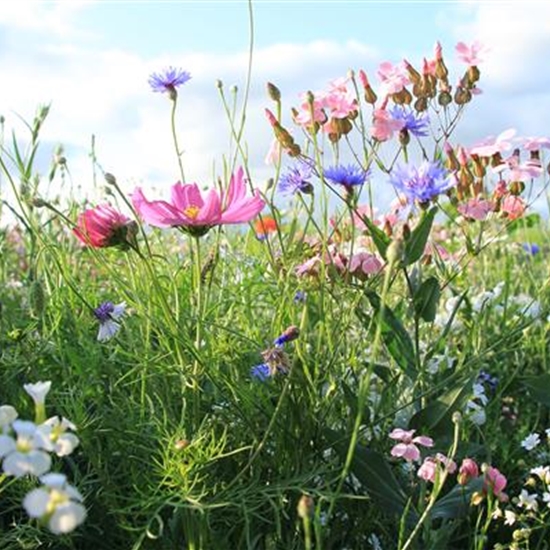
<box><xmin>377</xmin><ymin>61</ymin><xmax>411</xmax><ymax>96</ymax></box>
<box><xmin>371</xmin><ymin>108</ymin><xmax>405</xmax><ymax>141</ymax></box>
<box><xmin>132</xmin><ymin>167</ymin><xmax>265</xmax><ymax>236</ymax></box>
<box><xmin>501</xmin><ymin>195</ymin><xmax>526</xmax><ymax>220</ymax></box>
<box><xmin>457</xmin><ymin>197</ymin><xmax>494</xmax><ymax>221</ymax></box>
<box><xmin>483</xmin><ymin>466</ymin><xmax>508</xmax><ymax>501</ymax></box>
<box><xmin>455</xmin><ymin>41</ymin><xmax>489</xmax><ymax>66</ymax></box>
<box><xmin>469</xmin><ymin>128</ymin><xmax>516</xmax><ymax>157</ymax></box>
<box><xmin>73</xmin><ymin>204</ymin><xmax>134</xmax><ymax>249</ymax></box>
<box><xmin>519</xmin><ymin>136</ymin><xmax>550</xmax><ymax>151</ymax></box>
<box><xmin>458</xmin><ymin>458</ymin><xmax>479</xmax><ymax>485</ymax></box>
<box><xmin>389</xmin><ymin>428</ymin><xmax>434</xmax><ymax>462</ymax></box>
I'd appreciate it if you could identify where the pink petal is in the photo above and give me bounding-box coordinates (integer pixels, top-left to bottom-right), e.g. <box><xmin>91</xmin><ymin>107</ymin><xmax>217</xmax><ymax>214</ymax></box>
<box><xmin>170</xmin><ymin>183</ymin><xmax>204</xmax><ymax>211</ymax></box>
<box><xmin>131</xmin><ymin>187</ymin><xmax>184</xmax><ymax>228</ymax></box>
<box><xmin>389</xmin><ymin>428</ymin><xmax>415</xmax><ymax>441</ymax></box>
<box><xmin>412</xmin><ymin>436</ymin><xmax>434</xmax><ymax>448</ymax></box>
<box><xmin>391</xmin><ymin>443</ymin><xmax>420</xmax><ymax>461</ymax></box>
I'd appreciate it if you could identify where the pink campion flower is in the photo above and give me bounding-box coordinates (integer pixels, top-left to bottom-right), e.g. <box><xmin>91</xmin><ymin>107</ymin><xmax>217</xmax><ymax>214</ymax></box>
<box><xmin>455</xmin><ymin>41</ymin><xmax>489</xmax><ymax>66</ymax></box>
<box><xmin>457</xmin><ymin>196</ymin><xmax>494</xmax><ymax>221</ymax></box>
<box><xmin>493</xmin><ymin>180</ymin><xmax>508</xmax><ymax>198</ymax></box>
<box><xmin>293</xmin><ymin>92</ymin><xmax>327</xmax><ymax>127</ymax></box>
<box><xmin>389</xmin><ymin>428</ymin><xmax>434</xmax><ymax>462</ymax></box>
<box><xmin>469</xmin><ymin>128</ymin><xmax>516</xmax><ymax>157</ymax></box>
<box><xmin>435</xmin><ymin>453</ymin><xmax>457</xmax><ymax>474</ymax></box>
<box><xmin>370</xmin><ymin>108</ymin><xmax>405</xmax><ymax>141</ymax></box>
<box><xmin>348</xmin><ymin>251</ymin><xmax>383</xmax><ymax>277</ymax></box>
<box><xmin>377</xmin><ymin>61</ymin><xmax>411</xmax><ymax>96</ymax></box>
<box><xmin>458</xmin><ymin>458</ymin><xmax>479</xmax><ymax>485</ymax></box>
<box><xmin>494</xmin><ymin>154</ymin><xmax>543</xmax><ymax>180</ymax></box>
<box><xmin>483</xmin><ymin>466</ymin><xmax>508</xmax><ymax>502</ymax></box>
<box><xmin>422</xmin><ymin>57</ymin><xmax>437</xmax><ymax>77</ymax></box>
<box><xmin>265</xmin><ymin>139</ymin><xmax>282</xmax><ymax>166</ymax></box>
<box><xmin>132</xmin><ymin>167</ymin><xmax>265</xmax><ymax>237</ymax></box>
<box><xmin>501</xmin><ymin>195</ymin><xmax>526</xmax><ymax>220</ymax></box>
<box><xmin>73</xmin><ymin>204</ymin><xmax>135</xmax><ymax>249</ymax></box>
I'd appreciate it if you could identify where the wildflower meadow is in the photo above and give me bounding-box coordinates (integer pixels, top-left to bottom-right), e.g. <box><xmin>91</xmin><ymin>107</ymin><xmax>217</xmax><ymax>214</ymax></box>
<box><xmin>2</xmin><ymin>8</ymin><xmax>550</xmax><ymax>550</ymax></box>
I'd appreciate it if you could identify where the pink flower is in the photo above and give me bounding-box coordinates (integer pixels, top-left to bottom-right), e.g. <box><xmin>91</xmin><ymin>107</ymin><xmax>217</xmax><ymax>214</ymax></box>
<box><xmin>389</xmin><ymin>428</ymin><xmax>434</xmax><ymax>462</ymax></box>
<box><xmin>435</xmin><ymin>453</ymin><xmax>457</xmax><ymax>474</ymax></box>
<box><xmin>483</xmin><ymin>466</ymin><xmax>508</xmax><ymax>501</ymax></box>
<box><xmin>293</xmin><ymin>92</ymin><xmax>326</xmax><ymax>127</ymax></box>
<box><xmin>455</xmin><ymin>41</ymin><xmax>489</xmax><ymax>66</ymax></box>
<box><xmin>349</xmin><ymin>252</ymin><xmax>383</xmax><ymax>277</ymax></box>
<box><xmin>377</xmin><ymin>61</ymin><xmax>411</xmax><ymax>96</ymax></box>
<box><xmin>418</xmin><ymin>457</ymin><xmax>438</xmax><ymax>482</ymax></box>
<box><xmin>265</xmin><ymin>138</ymin><xmax>282</xmax><ymax>166</ymax></box>
<box><xmin>501</xmin><ymin>195</ymin><xmax>526</xmax><ymax>220</ymax></box>
<box><xmin>494</xmin><ymin>154</ymin><xmax>543</xmax><ymax>180</ymax></box>
<box><xmin>519</xmin><ymin>136</ymin><xmax>550</xmax><ymax>151</ymax></box>
<box><xmin>132</xmin><ymin>167</ymin><xmax>265</xmax><ymax>236</ymax></box>
<box><xmin>457</xmin><ymin>197</ymin><xmax>494</xmax><ymax>221</ymax></box>
<box><xmin>458</xmin><ymin>458</ymin><xmax>479</xmax><ymax>485</ymax></box>
<box><xmin>370</xmin><ymin>108</ymin><xmax>405</xmax><ymax>141</ymax></box>
<box><xmin>469</xmin><ymin>128</ymin><xmax>516</xmax><ymax>157</ymax></box>
<box><xmin>73</xmin><ymin>204</ymin><xmax>134</xmax><ymax>249</ymax></box>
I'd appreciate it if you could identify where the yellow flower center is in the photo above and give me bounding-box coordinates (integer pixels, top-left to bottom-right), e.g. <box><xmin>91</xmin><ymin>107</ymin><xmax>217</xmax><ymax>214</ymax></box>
<box><xmin>183</xmin><ymin>205</ymin><xmax>200</xmax><ymax>220</ymax></box>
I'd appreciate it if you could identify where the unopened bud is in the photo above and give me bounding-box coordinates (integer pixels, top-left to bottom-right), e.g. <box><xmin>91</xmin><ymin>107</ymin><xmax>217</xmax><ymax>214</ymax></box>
<box><xmin>174</xmin><ymin>439</ymin><xmax>190</xmax><ymax>451</ymax></box>
<box><xmin>267</xmin><ymin>82</ymin><xmax>281</xmax><ymax>102</ymax></box>
<box><xmin>404</xmin><ymin>60</ymin><xmax>422</xmax><ymax>86</ymax></box>
<box><xmin>467</xmin><ymin>65</ymin><xmax>481</xmax><ymax>85</ymax></box>
<box><xmin>215</xmin><ymin>79</ymin><xmax>223</xmax><ymax>89</ymax></box>
<box><xmin>438</xmin><ymin>90</ymin><xmax>452</xmax><ymax>107</ymax></box>
<box><xmin>104</xmin><ymin>173</ymin><xmax>117</xmax><ymax>186</ymax></box>
<box><xmin>274</xmin><ymin>326</ymin><xmax>300</xmax><ymax>346</ymax></box>
<box><xmin>386</xmin><ymin>237</ymin><xmax>405</xmax><ymax>265</ymax></box>
<box><xmin>454</xmin><ymin>86</ymin><xmax>472</xmax><ymax>105</ymax></box>
<box><xmin>509</xmin><ymin>181</ymin><xmax>525</xmax><ymax>196</ymax></box>
<box><xmin>414</xmin><ymin>97</ymin><xmax>428</xmax><ymax>112</ymax></box>
<box><xmin>31</xmin><ymin>197</ymin><xmax>48</xmax><ymax>208</ymax></box>
<box><xmin>297</xmin><ymin>494</ymin><xmax>314</xmax><ymax>519</ymax></box>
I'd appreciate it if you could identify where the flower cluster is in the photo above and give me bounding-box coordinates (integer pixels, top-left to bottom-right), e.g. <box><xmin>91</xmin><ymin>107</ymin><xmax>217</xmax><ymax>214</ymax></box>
<box><xmin>0</xmin><ymin>382</ymin><xmax>85</xmax><ymax>535</ymax></box>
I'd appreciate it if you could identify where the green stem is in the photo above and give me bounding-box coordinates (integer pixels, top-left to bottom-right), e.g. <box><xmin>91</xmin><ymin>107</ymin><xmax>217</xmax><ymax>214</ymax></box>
<box><xmin>170</xmin><ymin>96</ymin><xmax>186</xmax><ymax>183</ymax></box>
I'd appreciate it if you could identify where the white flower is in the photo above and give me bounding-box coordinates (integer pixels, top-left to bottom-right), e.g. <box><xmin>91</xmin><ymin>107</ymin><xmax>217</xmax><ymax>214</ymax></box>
<box><xmin>36</xmin><ymin>417</ymin><xmax>79</xmax><ymax>457</ymax></box>
<box><xmin>0</xmin><ymin>405</ymin><xmax>18</xmax><ymax>432</ymax></box>
<box><xmin>504</xmin><ymin>510</ymin><xmax>517</xmax><ymax>526</ymax></box>
<box><xmin>23</xmin><ymin>473</ymin><xmax>86</xmax><ymax>534</ymax></box>
<box><xmin>472</xmin><ymin>290</ymin><xmax>496</xmax><ymax>313</ymax></box>
<box><xmin>521</xmin><ymin>433</ymin><xmax>541</xmax><ymax>451</ymax></box>
<box><xmin>530</xmin><ymin>466</ymin><xmax>550</xmax><ymax>483</ymax></box>
<box><xmin>23</xmin><ymin>381</ymin><xmax>52</xmax><ymax>407</ymax></box>
<box><xmin>546</xmin><ymin>428</ymin><xmax>550</xmax><ymax>440</ymax></box>
<box><xmin>543</xmin><ymin>492</ymin><xmax>550</xmax><ymax>508</ymax></box>
<box><xmin>465</xmin><ymin>400</ymin><xmax>486</xmax><ymax>426</ymax></box>
<box><xmin>472</xmin><ymin>383</ymin><xmax>489</xmax><ymax>406</ymax></box>
<box><xmin>0</xmin><ymin>420</ymin><xmax>51</xmax><ymax>477</ymax></box>
<box><xmin>517</xmin><ymin>489</ymin><xmax>538</xmax><ymax>511</ymax></box>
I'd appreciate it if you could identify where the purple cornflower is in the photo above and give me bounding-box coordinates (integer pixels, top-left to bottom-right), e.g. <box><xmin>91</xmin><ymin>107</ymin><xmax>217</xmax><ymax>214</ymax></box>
<box><xmin>278</xmin><ymin>161</ymin><xmax>315</xmax><ymax>195</ymax></box>
<box><xmin>389</xmin><ymin>106</ymin><xmax>430</xmax><ymax>137</ymax></box>
<box><xmin>148</xmin><ymin>67</ymin><xmax>191</xmax><ymax>96</ymax></box>
<box><xmin>323</xmin><ymin>164</ymin><xmax>370</xmax><ymax>188</ymax></box>
<box><xmin>389</xmin><ymin>161</ymin><xmax>453</xmax><ymax>204</ymax></box>
<box><xmin>93</xmin><ymin>301</ymin><xmax>126</xmax><ymax>342</ymax></box>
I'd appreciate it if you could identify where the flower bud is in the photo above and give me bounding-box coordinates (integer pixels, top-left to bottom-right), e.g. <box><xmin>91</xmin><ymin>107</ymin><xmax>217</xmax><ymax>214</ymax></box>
<box><xmin>267</xmin><ymin>82</ymin><xmax>281</xmax><ymax>102</ymax></box>
<box><xmin>386</xmin><ymin>237</ymin><xmax>405</xmax><ymax>265</ymax></box>
<box><xmin>404</xmin><ymin>60</ymin><xmax>422</xmax><ymax>86</ymax></box>
<box><xmin>297</xmin><ymin>494</ymin><xmax>314</xmax><ymax>519</ymax></box>
<box><xmin>454</xmin><ymin>87</ymin><xmax>472</xmax><ymax>105</ymax></box>
<box><xmin>509</xmin><ymin>181</ymin><xmax>525</xmax><ymax>196</ymax></box>
<box><xmin>104</xmin><ymin>173</ymin><xmax>117</xmax><ymax>186</ymax></box>
<box><xmin>458</xmin><ymin>458</ymin><xmax>479</xmax><ymax>485</ymax></box>
<box><xmin>438</xmin><ymin>90</ymin><xmax>452</xmax><ymax>107</ymax></box>
<box><xmin>414</xmin><ymin>97</ymin><xmax>428</xmax><ymax>112</ymax></box>
<box><xmin>467</xmin><ymin>65</ymin><xmax>481</xmax><ymax>85</ymax></box>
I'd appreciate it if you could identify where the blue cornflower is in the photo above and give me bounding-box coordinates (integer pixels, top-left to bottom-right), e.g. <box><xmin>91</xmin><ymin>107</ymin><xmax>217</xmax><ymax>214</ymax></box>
<box><xmin>148</xmin><ymin>67</ymin><xmax>191</xmax><ymax>95</ymax></box>
<box><xmin>477</xmin><ymin>371</ymin><xmax>498</xmax><ymax>393</ymax></box>
<box><xmin>278</xmin><ymin>161</ymin><xmax>314</xmax><ymax>195</ymax></box>
<box><xmin>389</xmin><ymin>106</ymin><xmax>430</xmax><ymax>137</ymax></box>
<box><xmin>389</xmin><ymin>161</ymin><xmax>454</xmax><ymax>203</ymax></box>
<box><xmin>250</xmin><ymin>363</ymin><xmax>271</xmax><ymax>381</ymax></box>
<box><xmin>293</xmin><ymin>290</ymin><xmax>307</xmax><ymax>304</ymax></box>
<box><xmin>273</xmin><ymin>326</ymin><xmax>300</xmax><ymax>347</ymax></box>
<box><xmin>93</xmin><ymin>301</ymin><xmax>126</xmax><ymax>342</ymax></box>
<box><xmin>323</xmin><ymin>164</ymin><xmax>370</xmax><ymax>188</ymax></box>
<box><xmin>522</xmin><ymin>243</ymin><xmax>540</xmax><ymax>256</ymax></box>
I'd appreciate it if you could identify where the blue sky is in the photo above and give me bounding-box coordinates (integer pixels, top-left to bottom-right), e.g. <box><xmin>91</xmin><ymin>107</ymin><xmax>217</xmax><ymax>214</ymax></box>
<box><xmin>0</xmin><ymin>0</ymin><xmax>549</xmax><ymax>211</ymax></box>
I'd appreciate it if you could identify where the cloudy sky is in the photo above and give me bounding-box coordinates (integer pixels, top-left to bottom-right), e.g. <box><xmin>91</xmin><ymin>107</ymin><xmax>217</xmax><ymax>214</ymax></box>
<box><xmin>0</xmin><ymin>0</ymin><xmax>549</xmax><ymax>210</ymax></box>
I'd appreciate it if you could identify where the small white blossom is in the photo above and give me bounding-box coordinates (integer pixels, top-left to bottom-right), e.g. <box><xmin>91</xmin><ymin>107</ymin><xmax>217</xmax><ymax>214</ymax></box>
<box><xmin>517</xmin><ymin>489</ymin><xmax>538</xmax><ymax>511</ymax></box>
<box><xmin>0</xmin><ymin>420</ymin><xmax>51</xmax><ymax>478</ymax></box>
<box><xmin>521</xmin><ymin>433</ymin><xmax>541</xmax><ymax>452</ymax></box>
<box><xmin>94</xmin><ymin>301</ymin><xmax>126</xmax><ymax>342</ymax></box>
<box><xmin>530</xmin><ymin>466</ymin><xmax>550</xmax><ymax>483</ymax></box>
<box><xmin>543</xmin><ymin>492</ymin><xmax>550</xmax><ymax>508</ymax></box>
<box><xmin>36</xmin><ymin>417</ymin><xmax>79</xmax><ymax>457</ymax></box>
<box><xmin>472</xmin><ymin>383</ymin><xmax>489</xmax><ymax>406</ymax></box>
<box><xmin>504</xmin><ymin>510</ymin><xmax>517</xmax><ymax>526</ymax></box>
<box><xmin>465</xmin><ymin>400</ymin><xmax>486</xmax><ymax>426</ymax></box>
<box><xmin>23</xmin><ymin>473</ymin><xmax>86</xmax><ymax>534</ymax></box>
<box><xmin>23</xmin><ymin>381</ymin><xmax>52</xmax><ymax>407</ymax></box>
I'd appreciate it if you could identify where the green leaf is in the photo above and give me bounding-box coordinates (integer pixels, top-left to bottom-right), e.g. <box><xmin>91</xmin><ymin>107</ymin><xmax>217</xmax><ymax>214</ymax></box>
<box><xmin>413</xmin><ymin>276</ymin><xmax>441</xmax><ymax>322</ymax></box>
<box><xmin>404</xmin><ymin>207</ymin><xmax>437</xmax><ymax>266</ymax></box>
<box><xmin>361</xmin><ymin>290</ymin><xmax>417</xmax><ymax>379</ymax></box>
<box><xmin>430</xmin><ymin>478</ymin><xmax>484</xmax><ymax>520</ymax></box>
<box><xmin>324</xmin><ymin>428</ymin><xmax>415</xmax><ymax>520</ymax></box>
<box><xmin>409</xmin><ymin>376</ymin><xmax>474</xmax><ymax>435</ymax></box>
<box><xmin>522</xmin><ymin>374</ymin><xmax>550</xmax><ymax>408</ymax></box>
<box><xmin>356</xmin><ymin>211</ymin><xmax>391</xmax><ymax>260</ymax></box>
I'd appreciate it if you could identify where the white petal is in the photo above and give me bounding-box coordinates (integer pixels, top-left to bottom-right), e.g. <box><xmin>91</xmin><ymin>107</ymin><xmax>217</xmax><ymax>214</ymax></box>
<box><xmin>12</xmin><ymin>420</ymin><xmax>37</xmax><ymax>438</ymax></box>
<box><xmin>3</xmin><ymin>450</ymin><xmax>51</xmax><ymax>477</ymax></box>
<box><xmin>111</xmin><ymin>302</ymin><xmax>127</xmax><ymax>320</ymax></box>
<box><xmin>55</xmin><ymin>433</ymin><xmax>80</xmax><ymax>456</ymax></box>
<box><xmin>49</xmin><ymin>502</ymin><xmax>87</xmax><ymax>534</ymax></box>
<box><xmin>23</xmin><ymin>488</ymin><xmax>51</xmax><ymax>518</ymax></box>
<box><xmin>97</xmin><ymin>320</ymin><xmax>120</xmax><ymax>342</ymax></box>
<box><xmin>40</xmin><ymin>472</ymin><xmax>68</xmax><ymax>488</ymax></box>
<box><xmin>0</xmin><ymin>435</ymin><xmax>16</xmax><ymax>457</ymax></box>
<box><xmin>23</xmin><ymin>381</ymin><xmax>52</xmax><ymax>405</ymax></box>
<box><xmin>0</xmin><ymin>405</ymin><xmax>18</xmax><ymax>427</ymax></box>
